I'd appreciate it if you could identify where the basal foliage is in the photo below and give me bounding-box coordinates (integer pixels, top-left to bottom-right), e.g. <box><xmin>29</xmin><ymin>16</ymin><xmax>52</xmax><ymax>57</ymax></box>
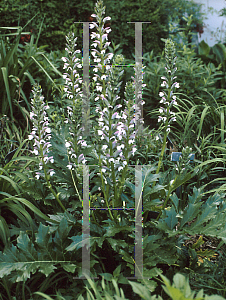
<box><xmin>1</xmin><ymin>0</ymin><xmax>226</xmax><ymax>299</ymax></box>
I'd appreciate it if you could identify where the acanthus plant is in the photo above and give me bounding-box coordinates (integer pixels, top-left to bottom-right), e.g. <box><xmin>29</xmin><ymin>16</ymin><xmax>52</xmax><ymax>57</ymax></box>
<box><xmin>86</xmin><ymin>0</ymin><xmax>145</xmax><ymax>221</ymax></box>
<box><xmin>28</xmin><ymin>84</ymin><xmax>66</xmax><ymax>212</ymax></box>
<box><xmin>155</xmin><ymin>38</ymin><xmax>179</xmax><ymax>176</ymax></box>
<box><xmin>61</xmin><ymin>32</ymin><xmax>90</xmax><ymax>202</ymax></box>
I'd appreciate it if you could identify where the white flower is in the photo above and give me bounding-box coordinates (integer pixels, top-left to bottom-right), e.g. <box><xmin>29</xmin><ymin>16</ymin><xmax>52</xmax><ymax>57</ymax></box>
<box><xmin>118</xmin><ymin>166</ymin><xmax>123</xmax><ymax>172</ymax></box>
<box><xmin>102</xmin><ymin>145</ymin><xmax>108</xmax><ymax>150</ymax></box>
<box><xmin>65</xmin><ymin>142</ymin><xmax>71</xmax><ymax>148</ymax></box>
<box><xmin>89</xmin><ymin>24</ymin><xmax>95</xmax><ymax>29</ymax></box>
<box><xmin>170</xmin><ymin>179</ymin><xmax>174</xmax><ymax>186</ymax></box>
<box><xmin>30</xmin><ymin>112</ymin><xmax>35</xmax><ymax>119</ymax></box>
<box><xmin>28</xmin><ymin>134</ymin><xmax>34</xmax><ymax>140</ymax></box>
<box><xmin>96</xmin><ymin>86</ymin><xmax>102</xmax><ymax>92</ymax></box>
<box><xmin>159</xmin><ymin>92</ymin><xmax>164</xmax><ymax>97</ymax></box>
<box><xmin>46</xmin><ymin>128</ymin><xmax>51</xmax><ymax>133</ymax></box>
<box><xmin>81</xmin><ymin>141</ymin><xmax>87</xmax><ymax>147</ymax></box>
<box><xmin>132</xmin><ymin>147</ymin><xmax>137</xmax><ymax>155</ymax></box>
<box><xmin>35</xmin><ymin>174</ymin><xmax>40</xmax><ymax>179</ymax></box>
<box><xmin>103</xmin><ymin>16</ymin><xmax>111</xmax><ymax>22</ymax></box>
<box><xmin>67</xmin><ymin>164</ymin><xmax>73</xmax><ymax>170</ymax></box>
<box><xmin>175</xmin><ymin>83</ymin><xmax>180</xmax><ymax>88</ymax></box>
<box><xmin>50</xmin><ymin>171</ymin><xmax>55</xmax><ymax>176</ymax></box>
<box><xmin>33</xmin><ymin>149</ymin><xmax>39</xmax><ymax>155</ymax></box>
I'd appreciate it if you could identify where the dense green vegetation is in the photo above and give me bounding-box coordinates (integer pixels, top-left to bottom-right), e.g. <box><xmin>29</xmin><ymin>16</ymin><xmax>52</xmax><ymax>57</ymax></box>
<box><xmin>1</xmin><ymin>0</ymin><xmax>226</xmax><ymax>299</ymax></box>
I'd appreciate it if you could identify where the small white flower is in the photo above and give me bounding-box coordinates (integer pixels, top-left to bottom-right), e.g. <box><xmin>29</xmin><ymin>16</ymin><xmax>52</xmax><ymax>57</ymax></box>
<box><xmin>35</xmin><ymin>174</ymin><xmax>40</xmax><ymax>179</ymax></box>
<box><xmin>159</xmin><ymin>92</ymin><xmax>164</xmax><ymax>97</ymax></box>
<box><xmin>50</xmin><ymin>171</ymin><xmax>55</xmax><ymax>176</ymax></box>
<box><xmin>175</xmin><ymin>83</ymin><xmax>180</xmax><ymax>88</ymax></box>
<box><xmin>30</xmin><ymin>112</ymin><xmax>35</xmax><ymax>119</ymax></box>
<box><xmin>103</xmin><ymin>16</ymin><xmax>111</xmax><ymax>22</ymax></box>
<box><xmin>96</xmin><ymin>86</ymin><xmax>102</xmax><ymax>92</ymax></box>
<box><xmin>28</xmin><ymin>134</ymin><xmax>33</xmax><ymax>140</ymax></box>
<box><xmin>132</xmin><ymin>147</ymin><xmax>137</xmax><ymax>155</ymax></box>
<box><xmin>46</xmin><ymin>128</ymin><xmax>51</xmax><ymax>133</ymax></box>
<box><xmin>33</xmin><ymin>149</ymin><xmax>39</xmax><ymax>155</ymax></box>
<box><xmin>67</xmin><ymin>164</ymin><xmax>73</xmax><ymax>170</ymax></box>
<box><xmin>65</xmin><ymin>142</ymin><xmax>71</xmax><ymax>148</ymax></box>
<box><xmin>81</xmin><ymin>141</ymin><xmax>87</xmax><ymax>147</ymax></box>
<box><xmin>118</xmin><ymin>166</ymin><xmax>123</xmax><ymax>172</ymax></box>
<box><xmin>89</xmin><ymin>24</ymin><xmax>95</xmax><ymax>29</ymax></box>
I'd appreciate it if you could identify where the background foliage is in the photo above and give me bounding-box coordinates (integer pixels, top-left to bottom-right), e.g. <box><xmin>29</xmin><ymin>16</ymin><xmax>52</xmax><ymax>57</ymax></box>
<box><xmin>2</xmin><ymin>0</ymin><xmax>226</xmax><ymax>299</ymax></box>
<box><xmin>0</xmin><ymin>0</ymin><xmax>203</xmax><ymax>58</ymax></box>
